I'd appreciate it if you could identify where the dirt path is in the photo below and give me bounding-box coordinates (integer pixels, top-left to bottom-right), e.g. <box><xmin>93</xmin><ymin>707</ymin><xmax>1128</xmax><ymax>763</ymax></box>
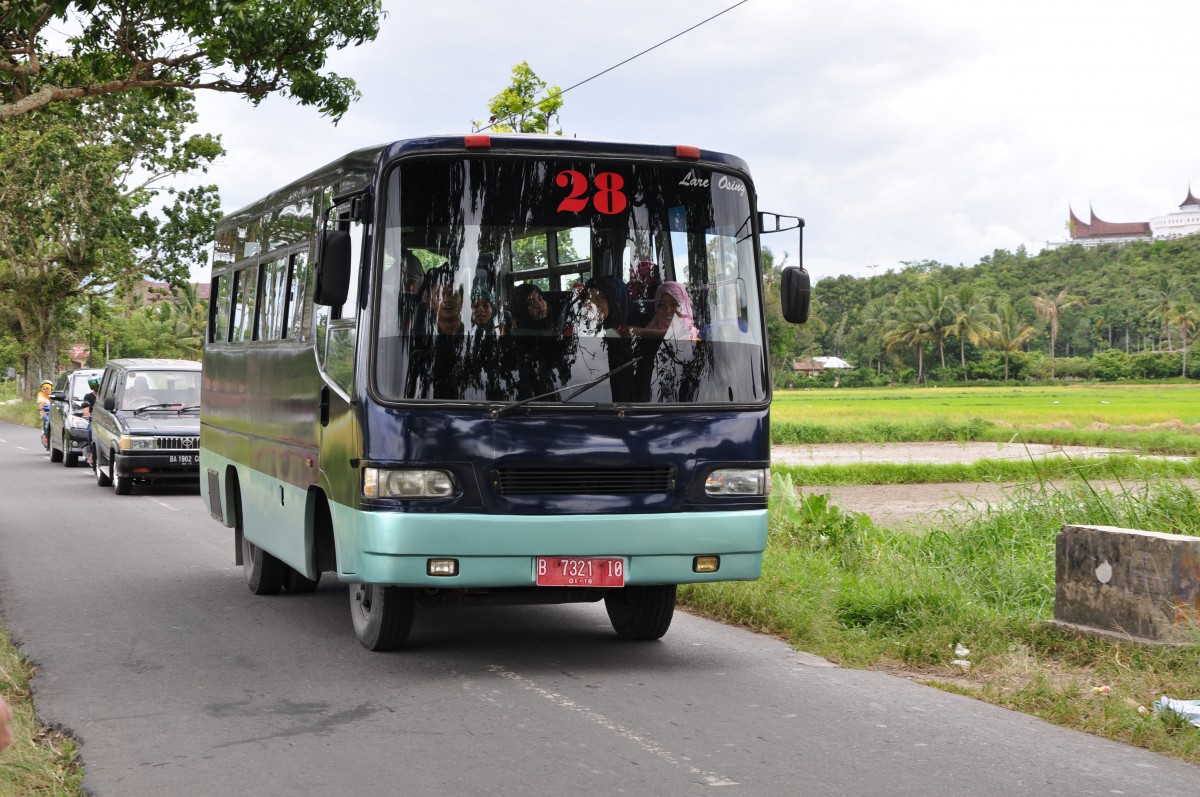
<box><xmin>774</xmin><ymin>442</ymin><xmax>1198</xmax><ymax>527</ymax></box>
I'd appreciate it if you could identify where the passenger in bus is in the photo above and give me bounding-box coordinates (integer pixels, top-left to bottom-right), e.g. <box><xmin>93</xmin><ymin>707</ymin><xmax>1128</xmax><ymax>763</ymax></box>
<box><xmin>509</xmin><ymin>284</ymin><xmax>553</xmax><ymax>333</ymax></box>
<box><xmin>622</xmin><ymin>281</ymin><xmax>700</xmax><ymax>340</ymax></box>
<box><xmin>428</xmin><ymin>279</ymin><xmax>465</xmax><ymax>337</ymax></box>
<box><xmin>577</xmin><ymin>274</ymin><xmax>628</xmax><ymax>337</ymax></box>
<box><xmin>470</xmin><ymin>287</ymin><xmax>497</xmax><ymax>332</ymax></box>
<box><xmin>408</xmin><ymin>265</ymin><xmax>453</xmax><ymax>337</ymax></box>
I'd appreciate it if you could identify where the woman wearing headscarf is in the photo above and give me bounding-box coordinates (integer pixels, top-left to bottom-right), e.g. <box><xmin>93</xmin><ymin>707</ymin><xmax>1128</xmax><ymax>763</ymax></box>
<box><xmin>623</xmin><ymin>281</ymin><xmax>699</xmax><ymax>340</ymax></box>
<box><xmin>509</xmin><ymin>283</ymin><xmax>554</xmax><ymax>334</ymax></box>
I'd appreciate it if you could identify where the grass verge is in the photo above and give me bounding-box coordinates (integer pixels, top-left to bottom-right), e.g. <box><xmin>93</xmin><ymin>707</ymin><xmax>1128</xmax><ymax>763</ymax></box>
<box><xmin>0</xmin><ymin>630</ymin><xmax>83</xmax><ymax>795</ymax></box>
<box><xmin>775</xmin><ymin>453</ymin><xmax>1200</xmax><ymax>486</ymax></box>
<box><xmin>679</xmin><ymin>472</ymin><xmax>1200</xmax><ymax>763</ymax></box>
<box><xmin>772</xmin><ymin>417</ymin><xmax>1200</xmax><ymax>456</ymax></box>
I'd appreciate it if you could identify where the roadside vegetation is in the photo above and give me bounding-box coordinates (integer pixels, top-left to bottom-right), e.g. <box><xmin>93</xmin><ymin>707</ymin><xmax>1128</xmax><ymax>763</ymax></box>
<box><xmin>0</xmin><ymin>632</ymin><xmax>83</xmax><ymax>795</ymax></box>
<box><xmin>680</xmin><ymin>470</ymin><xmax>1200</xmax><ymax>763</ymax></box>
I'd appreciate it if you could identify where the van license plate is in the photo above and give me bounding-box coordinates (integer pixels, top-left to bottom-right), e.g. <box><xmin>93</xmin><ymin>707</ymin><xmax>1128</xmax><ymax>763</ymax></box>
<box><xmin>536</xmin><ymin>557</ymin><xmax>625</xmax><ymax>587</ymax></box>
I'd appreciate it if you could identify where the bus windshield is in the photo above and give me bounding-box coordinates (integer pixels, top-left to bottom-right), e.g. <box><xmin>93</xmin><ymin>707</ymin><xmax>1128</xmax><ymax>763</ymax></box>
<box><xmin>374</xmin><ymin>157</ymin><xmax>768</xmax><ymax>406</ymax></box>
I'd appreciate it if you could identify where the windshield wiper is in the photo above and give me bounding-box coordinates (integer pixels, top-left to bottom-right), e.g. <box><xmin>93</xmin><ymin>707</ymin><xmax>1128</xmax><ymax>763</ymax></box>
<box><xmin>132</xmin><ymin>403</ymin><xmax>183</xmax><ymax>415</ymax></box>
<box><xmin>176</xmin><ymin>404</ymin><xmax>200</xmax><ymax>415</ymax></box>
<box><xmin>491</xmin><ymin>356</ymin><xmax>641</xmax><ymax>419</ymax></box>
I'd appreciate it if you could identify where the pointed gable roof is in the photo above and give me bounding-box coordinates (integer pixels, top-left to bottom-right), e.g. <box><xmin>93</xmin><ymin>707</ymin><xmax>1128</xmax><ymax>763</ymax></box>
<box><xmin>1068</xmin><ymin>204</ymin><xmax>1150</xmax><ymax>239</ymax></box>
<box><xmin>1180</xmin><ymin>187</ymin><xmax>1200</xmax><ymax>209</ymax></box>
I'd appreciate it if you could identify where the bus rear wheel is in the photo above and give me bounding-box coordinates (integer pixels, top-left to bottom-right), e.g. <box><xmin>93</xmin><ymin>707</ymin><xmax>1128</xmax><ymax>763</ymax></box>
<box><xmin>349</xmin><ymin>584</ymin><xmax>415</xmax><ymax>651</ymax></box>
<box><xmin>604</xmin><ymin>584</ymin><xmax>677</xmax><ymax>640</ymax></box>
<box><xmin>283</xmin><ymin>567</ymin><xmax>319</xmax><ymax>593</ymax></box>
<box><xmin>242</xmin><ymin>536</ymin><xmax>286</xmax><ymax>595</ymax></box>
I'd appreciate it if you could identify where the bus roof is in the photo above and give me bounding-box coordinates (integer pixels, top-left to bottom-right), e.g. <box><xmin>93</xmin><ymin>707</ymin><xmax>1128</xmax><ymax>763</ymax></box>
<box><xmin>215</xmin><ymin>135</ymin><xmax>752</xmax><ymax>231</ymax></box>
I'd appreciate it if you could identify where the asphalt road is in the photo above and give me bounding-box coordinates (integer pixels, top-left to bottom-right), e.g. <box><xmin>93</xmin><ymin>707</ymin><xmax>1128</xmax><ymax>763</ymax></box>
<box><xmin>1</xmin><ymin>421</ymin><xmax>1197</xmax><ymax>795</ymax></box>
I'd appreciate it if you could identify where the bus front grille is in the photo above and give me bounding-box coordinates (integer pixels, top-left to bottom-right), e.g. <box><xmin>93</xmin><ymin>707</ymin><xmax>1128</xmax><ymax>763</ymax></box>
<box><xmin>493</xmin><ymin>467</ymin><xmax>674</xmax><ymax>496</ymax></box>
<box><xmin>156</xmin><ymin>436</ymin><xmax>199</xmax><ymax>450</ymax></box>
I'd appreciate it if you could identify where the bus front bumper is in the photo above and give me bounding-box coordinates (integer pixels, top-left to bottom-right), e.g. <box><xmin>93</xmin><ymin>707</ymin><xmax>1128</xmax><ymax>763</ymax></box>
<box><xmin>329</xmin><ymin>506</ymin><xmax>768</xmax><ymax>588</ymax></box>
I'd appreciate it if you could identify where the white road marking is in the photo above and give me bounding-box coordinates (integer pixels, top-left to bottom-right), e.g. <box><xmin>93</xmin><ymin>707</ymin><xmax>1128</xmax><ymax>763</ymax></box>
<box><xmin>148</xmin><ymin>498</ymin><xmax>178</xmax><ymax>511</ymax></box>
<box><xmin>483</xmin><ymin>664</ymin><xmax>738</xmax><ymax>787</ymax></box>
<box><xmin>16</xmin><ymin>446</ymin><xmax>28</xmax><ymax>451</ymax></box>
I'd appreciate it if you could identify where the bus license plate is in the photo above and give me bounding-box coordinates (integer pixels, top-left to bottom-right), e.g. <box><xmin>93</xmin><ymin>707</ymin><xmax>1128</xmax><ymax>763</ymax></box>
<box><xmin>536</xmin><ymin>557</ymin><xmax>625</xmax><ymax>587</ymax></box>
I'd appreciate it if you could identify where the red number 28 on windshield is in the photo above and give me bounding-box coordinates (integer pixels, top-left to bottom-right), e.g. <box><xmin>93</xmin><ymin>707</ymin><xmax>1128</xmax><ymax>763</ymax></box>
<box><xmin>556</xmin><ymin>170</ymin><xmax>628</xmax><ymax>214</ymax></box>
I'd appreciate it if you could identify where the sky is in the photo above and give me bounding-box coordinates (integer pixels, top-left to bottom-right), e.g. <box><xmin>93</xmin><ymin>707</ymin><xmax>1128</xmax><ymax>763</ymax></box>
<box><xmin>190</xmin><ymin>0</ymin><xmax>1200</xmax><ymax>283</ymax></box>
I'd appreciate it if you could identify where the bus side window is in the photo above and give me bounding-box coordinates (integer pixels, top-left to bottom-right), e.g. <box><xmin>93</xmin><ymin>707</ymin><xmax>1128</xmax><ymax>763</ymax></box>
<box><xmin>289</xmin><ymin>251</ymin><xmax>310</xmax><ymax>340</ymax></box>
<box><xmin>210</xmin><ymin>273</ymin><xmax>232</xmax><ymax>344</ymax></box>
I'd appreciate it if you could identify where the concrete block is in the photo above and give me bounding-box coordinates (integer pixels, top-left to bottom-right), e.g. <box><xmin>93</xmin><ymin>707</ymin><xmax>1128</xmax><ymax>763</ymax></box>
<box><xmin>1054</xmin><ymin>524</ymin><xmax>1200</xmax><ymax>644</ymax></box>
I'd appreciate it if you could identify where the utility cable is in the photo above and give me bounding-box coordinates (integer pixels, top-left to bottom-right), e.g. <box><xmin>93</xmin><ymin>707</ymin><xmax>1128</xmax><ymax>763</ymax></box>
<box><xmin>476</xmin><ymin>0</ymin><xmax>750</xmax><ymax>133</ymax></box>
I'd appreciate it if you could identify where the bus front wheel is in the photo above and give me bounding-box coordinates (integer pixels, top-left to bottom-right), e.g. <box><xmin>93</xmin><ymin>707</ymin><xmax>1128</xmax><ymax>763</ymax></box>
<box><xmin>349</xmin><ymin>584</ymin><xmax>414</xmax><ymax>651</ymax></box>
<box><xmin>605</xmin><ymin>584</ymin><xmax>677</xmax><ymax>641</ymax></box>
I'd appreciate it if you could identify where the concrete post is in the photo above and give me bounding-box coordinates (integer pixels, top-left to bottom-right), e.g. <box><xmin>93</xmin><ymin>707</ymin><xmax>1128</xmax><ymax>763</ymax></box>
<box><xmin>1053</xmin><ymin>524</ymin><xmax>1200</xmax><ymax>645</ymax></box>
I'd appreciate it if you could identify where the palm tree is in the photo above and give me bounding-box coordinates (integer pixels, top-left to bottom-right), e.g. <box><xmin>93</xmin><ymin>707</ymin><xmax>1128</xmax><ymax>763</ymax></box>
<box><xmin>912</xmin><ymin>283</ymin><xmax>954</xmax><ymax>370</ymax></box>
<box><xmin>1139</xmin><ymin>275</ymin><xmax>1184</xmax><ymax>351</ymax></box>
<box><xmin>948</xmin><ymin>286</ymin><xmax>997</xmax><ymax>381</ymax></box>
<box><xmin>1032</xmin><ymin>289</ymin><xmax>1083</xmax><ymax>378</ymax></box>
<box><xmin>987</xmin><ymin>301</ymin><xmax>1036</xmax><ymax>381</ymax></box>
<box><xmin>1169</xmin><ymin>300</ymin><xmax>1199</xmax><ymax>378</ymax></box>
<box><xmin>882</xmin><ymin>291</ymin><xmax>937</xmax><ymax>383</ymax></box>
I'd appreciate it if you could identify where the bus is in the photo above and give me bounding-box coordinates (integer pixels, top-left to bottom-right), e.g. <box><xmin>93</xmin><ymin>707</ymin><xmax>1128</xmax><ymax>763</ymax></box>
<box><xmin>200</xmin><ymin>134</ymin><xmax>810</xmax><ymax>651</ymax></box>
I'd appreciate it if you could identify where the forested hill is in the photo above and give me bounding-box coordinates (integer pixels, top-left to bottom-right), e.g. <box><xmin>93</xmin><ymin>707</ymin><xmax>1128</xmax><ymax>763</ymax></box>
<box><xmin>798</xmin><ymin>235</ymin><xmax>1200</xmax><ymax>381</ymax></box>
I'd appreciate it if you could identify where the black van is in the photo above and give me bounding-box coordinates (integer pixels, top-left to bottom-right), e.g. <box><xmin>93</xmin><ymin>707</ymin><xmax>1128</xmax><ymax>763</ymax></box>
<box><xmin>48</xmin><ymin>367</ymin><xmax>104</xmax><ymax>467</ymax></box>
<box><xmin>90</xmin><ymin>358</ymin><xmax>202</xmax><ymax>495</ymax></box>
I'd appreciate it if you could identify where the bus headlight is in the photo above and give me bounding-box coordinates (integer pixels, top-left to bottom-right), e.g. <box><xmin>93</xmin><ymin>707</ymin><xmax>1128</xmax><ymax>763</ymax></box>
<box><xmin>704</xmin><ymin>468</ymin><xmax>767</xmax><ymax>496</ymax></box>
<box><xmin>363</xmin><ymin>468</ymin><xmax>456</xmax><ymax>499</ymax></box>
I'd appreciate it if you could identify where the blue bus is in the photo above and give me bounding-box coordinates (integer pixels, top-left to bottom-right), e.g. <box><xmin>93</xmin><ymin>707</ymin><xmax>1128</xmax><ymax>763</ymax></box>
<box><xmin>201</xmin><ymin>134</ymin><xmax>810</xmax><ymax>650</ymax></box>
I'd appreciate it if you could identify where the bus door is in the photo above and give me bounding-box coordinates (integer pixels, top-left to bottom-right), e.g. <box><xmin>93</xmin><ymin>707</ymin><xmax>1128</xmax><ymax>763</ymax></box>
<box><xmin>315</xmin><ymin>193</ymin><xmax>369</xmax><ymax>509</ymax></box>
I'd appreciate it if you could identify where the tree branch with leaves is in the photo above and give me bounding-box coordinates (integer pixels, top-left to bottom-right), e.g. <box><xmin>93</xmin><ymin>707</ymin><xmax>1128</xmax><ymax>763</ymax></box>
<box><xmin>0</xmin><ymin>0</ymin><xmax>383</xmax><ymax>121</ymax></box>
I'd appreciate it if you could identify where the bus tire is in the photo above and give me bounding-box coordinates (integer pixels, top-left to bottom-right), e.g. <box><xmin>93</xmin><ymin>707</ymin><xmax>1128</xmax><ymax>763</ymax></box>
<box><xmin>283</xmin><ymin>567</ymin><xmax>319</xmax><ymax>594</ymax></box>
<box><xmin>604</xmin><ymin>584</ymin><xmax>677</xmax><ymax>641</ymax></box>
<box><xmin>349</xmin><ymin>584</ymin><xmax>415</xmax><ymax>651</ymax></box>
<box><xmin>242</xmin><ymin>536</ymin><xmax>286</xmax><ymax>595</ymax></box>
<box><xmin>94</xmin><ymin>448</ymin><xmax>111</xmax><ymax>486</ymax></box>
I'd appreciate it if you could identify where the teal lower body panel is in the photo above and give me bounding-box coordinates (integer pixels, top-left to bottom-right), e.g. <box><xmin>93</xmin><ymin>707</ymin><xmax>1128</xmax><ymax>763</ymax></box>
<box><xmin>329</xmin><ymin>502</ymin><xmax>767</xmax><ymax>588</ymax></box>
<box><xmin>200</xmin><ymin>448</ymin><xmax>312</xmax><ymax>572</ymax></box>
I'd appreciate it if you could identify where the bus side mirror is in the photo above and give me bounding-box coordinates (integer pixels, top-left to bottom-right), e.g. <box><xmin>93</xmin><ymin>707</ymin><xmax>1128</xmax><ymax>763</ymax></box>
<box><xmin>313</xmin><ymin>229</ymin><xmax>352</xmax><ymax>307</ymax></box>
<box><xmin>103</xmin><ymin>396</ymin><xmax>115</xmax><ymax>411</ymax></box>
<box><xmin>50</xmin><ymin>390</ymin><xmax>67</xmax><ymax>401</ymax></box>
<box><xmin>781</xmin><ymin>267</ymin><xmax>811</xmax><ymax>324</ymax></box>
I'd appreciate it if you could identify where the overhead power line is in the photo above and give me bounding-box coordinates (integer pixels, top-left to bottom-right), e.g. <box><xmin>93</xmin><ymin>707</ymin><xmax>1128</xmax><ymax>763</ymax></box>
<box><xmin>477</xmin><ymin>0</ymin><xmax>750</xmax><ymax>133</ymax></box>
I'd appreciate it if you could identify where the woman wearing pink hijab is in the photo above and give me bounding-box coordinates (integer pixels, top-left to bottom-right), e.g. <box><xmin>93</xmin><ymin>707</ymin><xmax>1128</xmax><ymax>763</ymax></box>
<box><xmin>624</xmin><ymin>281</ymin><xmax>700</xmax><ymax>340</ymax></box>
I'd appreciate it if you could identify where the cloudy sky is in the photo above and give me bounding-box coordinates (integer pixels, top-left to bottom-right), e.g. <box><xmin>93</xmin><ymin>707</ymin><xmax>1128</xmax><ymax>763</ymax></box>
<box><xmin>192</xmin><ymin>0</ymin><xmax>1200</xmax><ymax>282</ymax></box>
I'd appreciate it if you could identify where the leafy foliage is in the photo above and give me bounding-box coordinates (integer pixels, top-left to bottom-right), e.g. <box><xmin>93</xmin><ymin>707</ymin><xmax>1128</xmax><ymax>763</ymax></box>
<box><xmin>0</xmin><ymin>0</ymin><xmax>383</xmax><ymax>120</ymax></box>
<box><xmin>0</xmin><ymin>88</ymin><xmax>221</xmax><ymax>390</ymax></box>
<box><xmin>777</xmin><ymin>238</ymin><xmax>1200</xmax><ymax>386</ymax></box>
<box><xmin>473</xmin><ymin>61</ymin><xmax>563</xmax><ymax>134</ymax></box>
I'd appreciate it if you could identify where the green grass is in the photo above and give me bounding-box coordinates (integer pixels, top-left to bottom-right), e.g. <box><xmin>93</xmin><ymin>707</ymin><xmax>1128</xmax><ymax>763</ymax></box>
<box><xmin>775</xmin><ymin>454</ymin><xmax>1200</xmax><ymax>486</ymax></box>
<box><xmin>772</xmin><ymin>383</ymin><xmax>1200</xmax><ymax>454</ymax></box>
<box><xmin>680</xmin><ymin>472</ymin><xmax>1200</xmax><ymax>763</ymax></box>
<box><xmin>0</xmin><ymin>396</ymin><xmax>41</xmax><ymax>431</ymax></box>
<box><xmin>1</xmin><ymin>632</ymin><xmax>83</xmax><ymax>796</ymax></box>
